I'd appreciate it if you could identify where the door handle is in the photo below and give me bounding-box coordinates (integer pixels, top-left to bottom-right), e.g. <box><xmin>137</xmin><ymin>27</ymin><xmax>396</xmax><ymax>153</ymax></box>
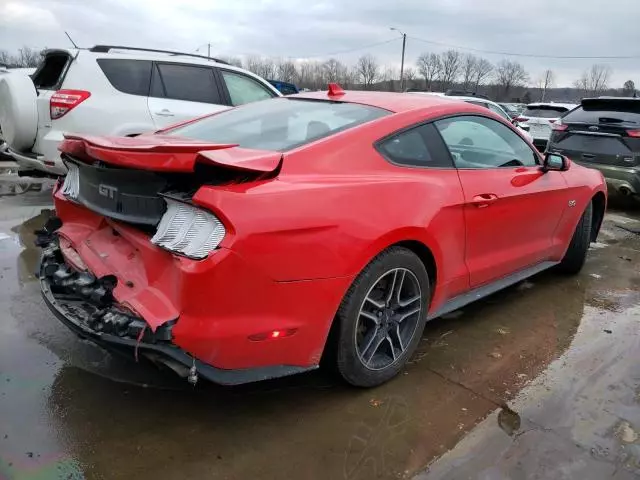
<box><xmin>155</xmin><ymin>109</ymin><xmax>174</xmax><ymax>117</ymax></box>
<box><xmin>470</xmin><ymin>193</ymin><xmax>499</xmax><ymax>208</ymax></box>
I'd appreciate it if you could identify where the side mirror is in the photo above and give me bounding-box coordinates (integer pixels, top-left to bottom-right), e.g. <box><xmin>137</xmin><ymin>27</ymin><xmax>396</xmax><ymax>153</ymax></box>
<box><xmin>542</xmin><ymin>153</ymin><xmax>570</xmax><ymax>172</ymax></box>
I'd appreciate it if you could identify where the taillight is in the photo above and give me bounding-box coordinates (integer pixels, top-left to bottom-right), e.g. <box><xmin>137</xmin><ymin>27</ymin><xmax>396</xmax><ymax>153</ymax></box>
<box><xmin>515</xmin><ymin>116</ymin><xmax>529</xmax><ymax>123</ymax></box>
<box><xmin>60</xmin><ymin>163</ymin><xmax>80</xmax><ymax>199</ymax></box>
<box><xmin>151</xmin><ymin>199</ymin><xmax>226</xmax><ymax>259</ymax></box>
<box><xmin>627</xmin><ymin>129</ymin><xmax>640</xmax><ymax>137</ymax></box>
<box><xmin>50</xmin><ymin>90</ymin><xmax>91</xmax><ymax>119</ymax></box>
<box><xmin>552</xmin><ymin>120</ymin><xmax>568</xmax><ymax>131</ymax></box>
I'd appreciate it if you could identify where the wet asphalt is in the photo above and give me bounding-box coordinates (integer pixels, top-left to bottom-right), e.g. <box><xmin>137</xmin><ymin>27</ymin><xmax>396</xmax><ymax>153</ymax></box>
<box><xmin>0</xmin><ymin>164</ymin><xmax>638</xmax><ymax>480</ymax></box>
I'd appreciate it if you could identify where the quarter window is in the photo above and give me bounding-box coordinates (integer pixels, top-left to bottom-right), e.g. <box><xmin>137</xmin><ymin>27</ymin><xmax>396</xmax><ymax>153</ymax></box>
<box><xmin>221</xmin><ymin>71</ymin><xmax>275</xmax><ymax>106</ymax></box>
<box><xmin>435</xmin><ymin>116</ymin><xmax>538</xmax><ymax>169</ymax></box>
<box><xmin>97</xmin><ymin>59</ymin><xmax>152</xmax><ymax>96</ymax></box>
<box><xmin>378</xmin><ymin>124</ymin><xmax>453</xmax><ymax>168</ymax></box>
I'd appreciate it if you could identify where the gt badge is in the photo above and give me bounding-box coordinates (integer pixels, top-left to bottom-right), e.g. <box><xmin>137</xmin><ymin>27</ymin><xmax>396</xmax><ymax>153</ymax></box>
<box><xmin>568</xmin><ymin>200</ymin><xmax>576</xmax><ymax>207</ymax></box>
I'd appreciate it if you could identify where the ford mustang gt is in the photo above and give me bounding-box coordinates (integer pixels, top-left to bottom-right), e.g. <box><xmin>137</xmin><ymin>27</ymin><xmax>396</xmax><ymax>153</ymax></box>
<box><xmin>37</xmin><ymin>85</ymin><xmax>607</xmax><ymax>387</ymax></box>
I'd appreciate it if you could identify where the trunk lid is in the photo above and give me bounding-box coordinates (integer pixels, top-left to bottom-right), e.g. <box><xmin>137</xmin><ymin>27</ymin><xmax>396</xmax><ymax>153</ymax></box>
<box><xmin>59</xmin><ymin>134</ymin><xmax>282</xmax><ymax>226</ymax></box>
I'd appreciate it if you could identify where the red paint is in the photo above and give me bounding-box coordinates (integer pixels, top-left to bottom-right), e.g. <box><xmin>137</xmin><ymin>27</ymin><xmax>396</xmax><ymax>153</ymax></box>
<box><xmin>327</xmin><ymin>83</ymin><xmax>345</xmax><ymax>97</ymax></box>
<box><xmin>53</xmin><ymin>91</ymin><xmax>607</xmax><ymax>372</ymax></box>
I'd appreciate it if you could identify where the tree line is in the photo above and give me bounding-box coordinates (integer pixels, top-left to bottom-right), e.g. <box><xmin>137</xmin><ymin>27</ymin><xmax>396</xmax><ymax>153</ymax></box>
<box><xmin>1</xmin><ymin>45</ymin><xmax>635</xmax><ymax>101</ymax></box>
<box><xmin>228</xmin><ymin>51</ymin><xmax>633</xmax><ymax>101</ymax></box>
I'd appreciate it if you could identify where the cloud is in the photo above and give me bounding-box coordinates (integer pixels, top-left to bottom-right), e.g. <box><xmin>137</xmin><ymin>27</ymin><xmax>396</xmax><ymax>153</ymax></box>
<box><xmin>1</xmin><ymin>0</ymin><xmax>638</xmax><ymax>87</ymax></box>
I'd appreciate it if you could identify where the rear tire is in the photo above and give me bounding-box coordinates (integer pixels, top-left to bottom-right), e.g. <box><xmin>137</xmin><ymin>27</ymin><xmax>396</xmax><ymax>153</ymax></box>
<box><xmin>334</xmin><ymin>247</ymin><xmax>430</xmax><ymax>387</ymax></box>
<box><xmin>557</xmin><ymin>201</ymin><xmax>593</xmax><ymax>274</ymax></box>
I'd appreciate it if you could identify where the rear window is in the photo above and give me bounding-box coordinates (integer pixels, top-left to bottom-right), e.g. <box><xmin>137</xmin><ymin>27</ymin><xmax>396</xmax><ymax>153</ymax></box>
<box><xmin>523</xmin><ymin>106</ymin><xmax>569</xmax><ymax>118</ymax></box>
<box><xmin>32</xmin><ymin>53</ymin><xmax>69</xmax><ymax>90</ymax></box>
<box><xmin>97</xmin><ymin>59</ymin><xmax>152</xmax><ymax>96</ymax></box>
<box><xmin>167</xmin><ymin>97</ymin><xmax>389</xmax><ymax>151</ymax></box>
<box><xmin>563</xmin><ymin>99</ymin><xmax>640</xmax><ymax>124</ymax></box>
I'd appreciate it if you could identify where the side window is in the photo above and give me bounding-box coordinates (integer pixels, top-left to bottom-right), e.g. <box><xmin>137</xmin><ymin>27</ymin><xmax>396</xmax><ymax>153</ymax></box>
<box><xmin>97</xmin><ymin>59</ymin><xmax>152</xmax><ymax>96</ymax></box>
<box><xmin>154</xmin><ymin>64</ymin><xmax>220</xmax><ymax>104</ymax></box>
<box><xmin>221</xmin><ymin>71</ymin><xmax>275</xmax><ymax>106</ymax></box>
<box><xmin>378</xmin><ymin>124</ymin><xmax>453</xmax><ymax>168</ymax></box>
<box><xmin>435</xmin><ymin>116</ymin><xmax>538</xmax><ymax>169</ymax></box>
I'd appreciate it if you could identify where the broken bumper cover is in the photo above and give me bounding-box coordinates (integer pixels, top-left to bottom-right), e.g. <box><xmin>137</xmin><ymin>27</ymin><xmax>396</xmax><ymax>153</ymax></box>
<box><xmin>38</xmin><ymin>236</ymin><xmax>315</xmax><ymax>386</ymax></box>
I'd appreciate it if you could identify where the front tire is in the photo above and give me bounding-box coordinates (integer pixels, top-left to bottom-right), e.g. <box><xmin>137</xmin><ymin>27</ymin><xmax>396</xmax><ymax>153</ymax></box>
<box><xmin>557</xmin><ymin>201</ymin><xmax>593</xmax><ymax>274</ymax></box>
<box><xmin>334</xmin><ymin>247</ymin><xmax>430</xmax><ymax>387</ymax></box>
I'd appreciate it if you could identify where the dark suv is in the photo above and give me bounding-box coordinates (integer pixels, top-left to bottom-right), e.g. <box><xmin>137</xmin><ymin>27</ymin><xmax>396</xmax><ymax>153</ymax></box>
<box><xmin>547</xmin><ymin>97</ymin><xmax>640</xmax><ymax>197</ymax></box>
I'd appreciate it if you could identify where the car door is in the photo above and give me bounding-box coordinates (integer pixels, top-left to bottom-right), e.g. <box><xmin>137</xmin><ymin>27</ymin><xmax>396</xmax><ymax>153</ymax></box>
<box><xmin>434</xmin><ymin>115</ymin><xmax>570</xmax><ymax>287</ymax></box>
<box><xmin>147</xmin><ymin>62</ymin><xmax>229</xmax><ymax>128</ymax></box>
<box><xmin>376</xmin><ymin>123</ymin><xmax>471</xmax><ymax>303</ymax></box>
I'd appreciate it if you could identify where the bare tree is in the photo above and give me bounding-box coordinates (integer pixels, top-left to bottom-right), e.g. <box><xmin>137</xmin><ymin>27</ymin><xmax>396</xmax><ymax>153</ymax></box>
<box><xmin>495</xmin><ymin>60</ymin><xmax>529</xmax><ymax>100</ymax></box>
<box><xmin>16</xmin><ymin>47</ymin><xmax>40</xmax><ymax>67</ymax></box>
<box><xmin>245</xmin><ymin>55</ymin><xmax>263</xmax><ymax>76</ymax></box>
<box><xmin>537</xmin><ymin>69</ymin><xmax>555</xmax><ymax>101</ymax></box>
<box><xmin>276</xmin><ymin>59</ymin><xmax>297</xmax><ymax>83</ymax></box>
<box><xmin>355</xmin><ymin>54</ymin><xmax>380</xmax><ymax>90</ymax></box>
<box><xmin>574</xmin><ymin>64</ymin><xmax>612</xmax><ymax>97</ymax></box>
<box><xmin>623</xmin><ymin>80</ymin><xmax>636</xmax><ymax>97</ymax></box>
<box><xmin>416</xmin><ymin>53</ymin><xmax>441</xmax><ymax>91</ymax></box>
<box><xmin>439</xmin><ymin>50</ymin><xmax>462</xmax><ymax>90</ymax></box>
<box><xmin>460</xmin><ymin>54</ymin><xmax>477</xmax><ymax>91</ymax></box>
<box><xmin>323</xmin><ymin>58</ymin><xmax>348</xmax><ymax>84</ymax></box>
<box><xmin>219</xmin><ymin>56</ymin><xmax>243</xmax><ymax>68</ymax></box>
<box><xmin>0</xmin><ymin>50</ymin><xmax>12</xmax><ymax>67</ymax></box>
<box><xmin>472</xmin><ymin>58</ymin><xmax>493</xmax><ymax>93</ymax></box>
<box><xmin>403</xmin><ymin>67</ymin><xmax>417</xmax><ymax>90</ymax></box>
<box><xmin>295</xmin><ymin>61</ymin><xmax>316</xmax><ymax>90</ymax></box>
<box><xmin>381</xmin><ymin>67</ymin><xmax>398</xmax><ymax>91</ymax></box>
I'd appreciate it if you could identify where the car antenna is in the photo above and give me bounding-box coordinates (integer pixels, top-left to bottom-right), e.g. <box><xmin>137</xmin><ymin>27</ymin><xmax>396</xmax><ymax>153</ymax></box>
<box><xmin>64</xmin><ymin>31</ymin><xmax>79</xmax><ymax>49</ymax></box>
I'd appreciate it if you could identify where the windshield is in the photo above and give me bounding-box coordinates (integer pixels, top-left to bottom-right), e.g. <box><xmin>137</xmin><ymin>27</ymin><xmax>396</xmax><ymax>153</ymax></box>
<box><xmin>166</xmin><ymin>97</ymin><xmax>390</xmax><ymax>151</ymax></box>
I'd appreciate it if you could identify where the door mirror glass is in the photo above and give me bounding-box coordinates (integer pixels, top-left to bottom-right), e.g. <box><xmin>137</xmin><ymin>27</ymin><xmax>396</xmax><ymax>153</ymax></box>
<box><xmin>543</xmin><ymin>153</ymin><xmax>568</xmax><ymax>171</ymax></box>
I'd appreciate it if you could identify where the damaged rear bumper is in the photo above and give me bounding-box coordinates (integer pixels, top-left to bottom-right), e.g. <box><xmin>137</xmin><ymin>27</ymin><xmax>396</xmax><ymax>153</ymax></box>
<box><xmin>38</xmin><ymin>228</ymin><xmax>314</xmax><ymax>386</ymax></box>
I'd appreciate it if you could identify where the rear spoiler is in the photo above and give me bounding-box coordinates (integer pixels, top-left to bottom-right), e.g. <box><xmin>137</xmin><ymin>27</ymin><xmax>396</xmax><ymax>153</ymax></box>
<box><xmin>60</xmin><ymin>134</ymin><xmax>282</xmax><ymax>174</ymax></box>
<box><xmin>581</xmin><ymin>97</ymin><xmax>640</xmax><ymax>112</ymax></box>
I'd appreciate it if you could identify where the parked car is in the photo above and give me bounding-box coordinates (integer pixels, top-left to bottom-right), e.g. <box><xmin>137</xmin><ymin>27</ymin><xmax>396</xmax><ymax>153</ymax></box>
<box><xmin>0</xmin><ymin>46</ymin><xmax>281</xmax><ymax>178</ymax></box>
<box><xmin>267</xmin><ymin>80</ymin><xmax>299</xmax><ymax>95</ymax></box>
<box><xmin>409</xmin><ymin>92</ymin><xmax>534</xmax><ymax>143</ymax></box>
<box><xmin>38</xmin><ymin>88</ymin><xmax>606</xmax><ymax>388</ymax></box>
<box><xmin>547</xmin><ymin>96</ymin><xmax>640</xmax><ymax>197</ymax></box>
<box><xmin>498</xmin><ymin>103</ymin><xmax>523</xmax><ymax>119</ymax></box>
<box><xmin>516</xmin><ymin>102</ymin><xmax>577</xmax><ymax>150</ymax></box>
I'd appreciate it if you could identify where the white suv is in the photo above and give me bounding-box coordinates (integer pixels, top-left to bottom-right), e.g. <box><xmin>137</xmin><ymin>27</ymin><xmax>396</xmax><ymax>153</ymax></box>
<box><xmin>0</xmin><ymin>46</ymin><xmax>281</xmax><ymax>177</ymax></box>
<box><xmin>516</xmin><ymin>102</ymin><xmax>577</xmax><ymax>150</ymax></box>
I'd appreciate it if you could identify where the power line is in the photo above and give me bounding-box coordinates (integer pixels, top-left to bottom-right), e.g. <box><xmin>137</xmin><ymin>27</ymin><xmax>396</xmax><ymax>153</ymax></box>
<box><xmin>408</xmin><ymin>35</ymin><xmax>640</xmax><ymax>59</ymax></box>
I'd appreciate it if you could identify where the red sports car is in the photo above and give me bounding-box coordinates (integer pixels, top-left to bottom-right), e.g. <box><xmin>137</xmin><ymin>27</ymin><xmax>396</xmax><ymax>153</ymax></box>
<box><xmin>38</xmin><ymin>86</ymin><xmax>607</xmax><ymax>387</ymax></box>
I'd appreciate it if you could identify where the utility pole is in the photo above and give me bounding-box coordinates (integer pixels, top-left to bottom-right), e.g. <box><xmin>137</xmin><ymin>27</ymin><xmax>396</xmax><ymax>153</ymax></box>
<box><xmin>207</xmin><ymin>43</ymin><xmax>211</xmax><ymax>59</ymax></box>
<box><xmin>400</xmin><ymin>33</ymin><xmax>406</xmax><ymax>92</ymax></box>
<box><xmin>390</xmin><ymin>28</ymin><xmax>407</xmax><ymax>92</ymax></box>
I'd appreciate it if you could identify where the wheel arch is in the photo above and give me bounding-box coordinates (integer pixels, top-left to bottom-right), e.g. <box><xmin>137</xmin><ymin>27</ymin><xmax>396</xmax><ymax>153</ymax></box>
<box><xmin>320</xmin><ymin>237</ymin><xmax>439</xmax><ymax>363</ymax></box>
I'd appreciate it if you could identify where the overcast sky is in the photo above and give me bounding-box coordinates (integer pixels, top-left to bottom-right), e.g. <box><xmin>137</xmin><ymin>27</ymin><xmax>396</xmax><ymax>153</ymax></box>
<box><xmin>1</xmin><ymin>0</ymin><xmax>639</xmax><ymax>87</ymax></box>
